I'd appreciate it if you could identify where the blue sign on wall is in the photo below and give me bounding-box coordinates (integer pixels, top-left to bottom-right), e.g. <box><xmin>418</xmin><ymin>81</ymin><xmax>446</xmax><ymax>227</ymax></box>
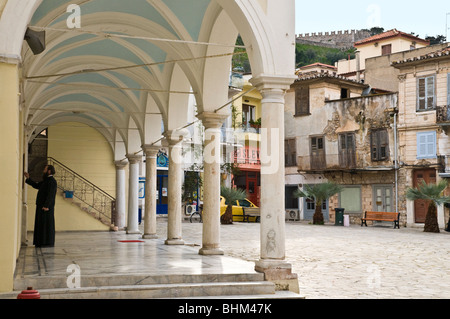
<box><xmin>157</xmin><ymin>151</ymin><xmax>169</xmax><ymax>168</ymax></box>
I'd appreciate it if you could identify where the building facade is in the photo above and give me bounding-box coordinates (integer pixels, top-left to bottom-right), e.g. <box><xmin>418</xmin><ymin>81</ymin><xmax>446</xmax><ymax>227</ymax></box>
<box><xmin>393</xmin><ymin>46</ymin><xmax>450</xmax><ymax>228</ymax></box>
<box><xmin>285</xmin><ymin>65</ymin><xmax>399</xmax><ymax>224</ymax></box>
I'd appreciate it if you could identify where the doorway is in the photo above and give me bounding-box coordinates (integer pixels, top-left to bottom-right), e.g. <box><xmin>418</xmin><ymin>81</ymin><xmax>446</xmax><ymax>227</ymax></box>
<box><xmin>372</xmin><ymin>185</ymin><xmax>393</xmax><ymax>212</ymax></box>
<box><xmin>157</xmin><ymin>171</ymin><xmax>168</xmax><ymax>215</ymax></box>
<box><xmin>413</xmin><ymin>169</ymin><xmax>436</xmax><ymax>223</ymax></box>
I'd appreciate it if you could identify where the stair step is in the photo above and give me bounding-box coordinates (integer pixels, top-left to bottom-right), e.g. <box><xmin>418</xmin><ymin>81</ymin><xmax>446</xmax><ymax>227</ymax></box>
<box><xmin>11</xmin><ymin>281</ymin><xmax>276</xmax><ymax>299</ymax></box>
<box><xmin>14</xmin><ymin>273</ymin><xmax>265</xmax><ymax>290</ymax></box>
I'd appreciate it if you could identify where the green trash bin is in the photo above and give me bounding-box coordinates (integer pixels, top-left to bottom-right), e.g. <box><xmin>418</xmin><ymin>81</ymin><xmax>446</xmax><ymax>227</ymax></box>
<box><xmin>335</xmin><ymin>208</ymin><xmax>345</xmax><ymax>226</ymax></box>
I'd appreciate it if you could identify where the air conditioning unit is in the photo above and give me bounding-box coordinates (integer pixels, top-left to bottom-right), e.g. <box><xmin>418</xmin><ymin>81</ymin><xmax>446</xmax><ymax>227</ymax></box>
<box><xmin>285</xmin><ymin>209</ymin><xmax>300</xmax><ymax>221</ymax></box>
<box><xmin>185</xmin><ymin>205</ymin><xmax>197</xmax><ymax>215</ymax></box>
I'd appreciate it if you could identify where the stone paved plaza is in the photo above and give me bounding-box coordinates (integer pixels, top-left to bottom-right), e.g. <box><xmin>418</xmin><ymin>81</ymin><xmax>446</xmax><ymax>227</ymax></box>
<box><xmin>173</xmin><ymin>218</ymin><xmax>450</xmax><ymax>299</ymax></box>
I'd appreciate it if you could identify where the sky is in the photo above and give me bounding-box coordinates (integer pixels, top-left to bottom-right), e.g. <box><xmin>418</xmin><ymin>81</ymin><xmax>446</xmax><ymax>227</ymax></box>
<box><xmin>295</xmin><ymin>0</ymin><xmax>450</xmax><ymax>39</ymax></box>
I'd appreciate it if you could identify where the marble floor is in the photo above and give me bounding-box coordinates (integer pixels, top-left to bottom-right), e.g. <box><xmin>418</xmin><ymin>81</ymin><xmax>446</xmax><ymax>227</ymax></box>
<box><xmin>15</xmin><ymin>227</ymin><xmax>257</xmax><ymax>282</ymax></box>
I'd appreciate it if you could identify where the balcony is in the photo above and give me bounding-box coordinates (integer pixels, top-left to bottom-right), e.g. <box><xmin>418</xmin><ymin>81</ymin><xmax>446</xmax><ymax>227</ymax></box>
<box><xmin>297</xmin><ymin>153</ymin><xmax>395</xmax><ymax>173</ymax></box>
<box><xmin>438</xmin><ymin>155</ymin><xmax>450</xmax><ymax>178</ymax></box>
<box><xmin>436</xmin><ymin>105</ymin><xmax>450</xmax><ymax>125</ymax></box>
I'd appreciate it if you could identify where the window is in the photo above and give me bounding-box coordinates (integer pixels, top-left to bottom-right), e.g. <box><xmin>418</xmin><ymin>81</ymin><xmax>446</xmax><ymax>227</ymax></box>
<box><xmin>371</xmin><ymin>129</ymin><xmax>389</xmax><ymax>161</ymax></box>
<box><xmin>242</xmin><ymin>104</ymin><xmax>256</xmax><ymax>123</ymax></box>
<box><xmin>340</xmin><ymin>88</ymin><xmax>349</xmax><ymax>99</ymax></box>
<box><xmin>417</xmin><ymin>131</ymin><xmax>437</xmax><ymax>159</ymax></box>
<box><xmin>417</xmin><ymin>76</ymin><xmax>435</xmax><ymax>111</ymax></box>
<box><xmin>338</xmin><ymin>133</ymin><xmax>356</xmax><ymax>168</ymax></box>
<box><xmin>295</xmin><ymin>85</ymin><xmax>310</xmax><ymax>116</ymax></box>
<box><xmin>285</xmin><ymin>139</ymin><xmax>297</xmax><ymax>167</ymax></box>
<box><xmin>339</xmin><ymin>186</ymin><xmax>362</xmax><ymax>213</ymax></box>
<box><xmin>382</xmin><ymin>44</ymin><xmax>392</xmax><ymax>56</ymax></box>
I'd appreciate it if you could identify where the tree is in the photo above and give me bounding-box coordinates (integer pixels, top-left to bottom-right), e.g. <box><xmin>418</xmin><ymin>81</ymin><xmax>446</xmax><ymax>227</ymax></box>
<box><xmin>425</xmin><ymin>35</ymin><xmax>447</xmax><ymax>45</ymax></box>
<box><xmin>406</xmin><ymin>180</ymin><xmax>450</xmax><ymax>233</ymax></box>
<box><xmin>220</xmin><ymin>186</ymin><xmax>247</xmax><ymax>225</ymax></box>
<box><xmin>294</xmin><ymin>182</ymin><xmax>343</xmax><ymax>225</ymax></box>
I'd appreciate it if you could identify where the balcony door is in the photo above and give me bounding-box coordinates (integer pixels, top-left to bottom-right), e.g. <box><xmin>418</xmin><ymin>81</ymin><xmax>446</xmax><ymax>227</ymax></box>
<box><xmin>339</xmin><ymin>133</ymin><xmax>356</xmax><ymax>169</ymax></box>
<box><xmin>310</xmin><ymin>136</ymin><xmax>326</xmax><ymax>170</ymax></box>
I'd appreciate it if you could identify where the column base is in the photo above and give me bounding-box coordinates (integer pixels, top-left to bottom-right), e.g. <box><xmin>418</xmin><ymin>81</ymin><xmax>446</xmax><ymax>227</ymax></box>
<box><xmin>255</xmin><ymin>259</ymin><xmax>299</xmax><ymax>294</ymax></box>
<box><xmin>199</xmin><ymin>247</ymin><xmax>224</xmax><ymax>256</ymax></box>
<box><xmin>165</xmin><ymin>238</ymin><xmax>185</xmax><ymax>245</ymax></box>
<box><xmin>126</xmin><ymin>230</ymin><xmax>142</xmax><ymax>235</ymax></box>
<box><xmin>142</xmin><ymin>234</ymin><xmax>158</xmax><ymax>239</ymax></box>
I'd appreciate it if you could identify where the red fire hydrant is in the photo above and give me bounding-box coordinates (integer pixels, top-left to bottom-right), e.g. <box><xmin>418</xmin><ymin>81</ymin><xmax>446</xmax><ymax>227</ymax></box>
<box><xmin>17</xmin><ymin>287</ymin><xmax>40</xmax><ymax>299</ymax></box>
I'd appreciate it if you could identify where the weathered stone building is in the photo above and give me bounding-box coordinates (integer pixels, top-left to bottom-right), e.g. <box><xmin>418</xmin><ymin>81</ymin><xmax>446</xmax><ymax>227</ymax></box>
<box><xmin>285</xmin><ymin>64</ymin><xmax>399</xmax><ymax>225</ymax></box>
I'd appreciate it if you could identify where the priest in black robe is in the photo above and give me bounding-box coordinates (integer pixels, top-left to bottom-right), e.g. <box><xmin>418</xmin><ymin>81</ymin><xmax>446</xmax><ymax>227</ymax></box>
<box><xmin>24</xmin><ymin>165</ymin><xmax>58</xmax><ymax>247</ymax></box>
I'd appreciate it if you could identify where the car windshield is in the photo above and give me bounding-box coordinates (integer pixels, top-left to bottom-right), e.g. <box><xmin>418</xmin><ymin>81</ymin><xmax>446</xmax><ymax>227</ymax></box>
<box><xmin>239</xmin><ymin>199</ymin><xmax>251</xmax><ymax>207</ymax></box>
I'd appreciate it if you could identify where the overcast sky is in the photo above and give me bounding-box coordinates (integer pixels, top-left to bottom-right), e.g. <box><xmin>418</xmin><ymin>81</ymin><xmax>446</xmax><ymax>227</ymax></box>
<box><xmin>295</xmin><ymin>0</ymin><xmax>450</xmax><ymax>39</ymax></box>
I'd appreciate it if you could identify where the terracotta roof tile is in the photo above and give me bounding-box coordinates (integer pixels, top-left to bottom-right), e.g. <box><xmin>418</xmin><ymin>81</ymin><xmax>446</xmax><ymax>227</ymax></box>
<box><xmin>354</xmin><ymin>29</ymin><xmax>429</xmax><ymax>46</ymax></box>
<box><xmin>392</xmin><ymin>45</ymin><xmax>450</xmax><ymax>66</ymax></box>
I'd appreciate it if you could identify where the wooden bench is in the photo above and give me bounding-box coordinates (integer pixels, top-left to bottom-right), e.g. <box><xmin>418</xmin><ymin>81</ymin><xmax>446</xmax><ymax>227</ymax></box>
<box><xmin>242</xmin><ymin>207</ymin><xmax>260</xmax><ymax>223</ymax></box>
<box><xmin>361</xmin><ymin>211</ymin><xmax>400</xmax><ymax>229</ymax></box>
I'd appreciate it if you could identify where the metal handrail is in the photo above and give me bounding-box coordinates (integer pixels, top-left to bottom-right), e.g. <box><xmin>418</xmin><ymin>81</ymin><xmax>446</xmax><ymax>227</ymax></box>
<box><xmin>47</xmin><ymin>157</ymin><xmax>115</xmax><ymax>224</ymax></box>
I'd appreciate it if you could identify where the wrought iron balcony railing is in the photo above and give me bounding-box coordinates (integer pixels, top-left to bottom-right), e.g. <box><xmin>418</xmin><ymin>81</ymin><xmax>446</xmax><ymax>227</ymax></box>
<box><xmin>47</xmin><ymin>157</ymin><xmax>115</xmax><ymax>226</ymax></box>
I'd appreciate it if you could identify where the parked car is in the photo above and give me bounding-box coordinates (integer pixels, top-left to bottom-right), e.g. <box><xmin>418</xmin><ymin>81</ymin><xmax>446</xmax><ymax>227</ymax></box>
<box><xmin>220</xmin><ymin>196</ymin><xmax>259</xmax><ymax>222</ymax></box>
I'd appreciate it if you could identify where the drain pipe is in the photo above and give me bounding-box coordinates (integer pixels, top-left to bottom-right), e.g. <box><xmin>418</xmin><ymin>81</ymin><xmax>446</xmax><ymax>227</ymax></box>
<box><xmin>394</xmin><ymin>109</ymin><xmax>399</xmax><ymax>214</ymax></box>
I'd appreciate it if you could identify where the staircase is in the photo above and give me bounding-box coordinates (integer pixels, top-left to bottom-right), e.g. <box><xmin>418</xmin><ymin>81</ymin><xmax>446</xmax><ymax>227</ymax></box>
<box><xmin>9</xmin><ymin>273</ymin><xmax>301</xmax><ymax>299</ymax></box>
<box><xmin>47</xmin><ymin>157</ymin><xmax>115</xmax><ymax>228</ymax></box>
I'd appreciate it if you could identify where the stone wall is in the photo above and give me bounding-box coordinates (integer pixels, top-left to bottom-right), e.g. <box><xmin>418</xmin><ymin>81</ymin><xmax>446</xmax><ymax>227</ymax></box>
<box><xmin>296</xmin><ymin>29</ymin><xmax>371</xmax><ymax>49</ymax></box>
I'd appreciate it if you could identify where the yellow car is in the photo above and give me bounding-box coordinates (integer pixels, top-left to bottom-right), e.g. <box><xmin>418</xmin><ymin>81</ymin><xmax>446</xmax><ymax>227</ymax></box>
<box><xmin>220</xmin><ymin>196</ymin><xmax>259</xmax><ymax>222</ymax></box>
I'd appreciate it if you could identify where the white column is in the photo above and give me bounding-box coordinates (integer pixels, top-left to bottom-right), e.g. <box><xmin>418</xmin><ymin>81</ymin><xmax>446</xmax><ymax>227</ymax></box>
<box><xmin>250</xmin><ymin>76</ymin><xmax>298</xmax><ymax>288</ymax></box>
<box><xmin>115</xmin><ymin>160</ymin><xmax>128</xmax><ymax>231</ymax></box>
<box><xmin>164</xmin><ymin>131</ymin><xmax>186</xmax><ymax>245</ymax></box>
<box><xmin>198</xmin><ymin>112</ymin><xmax>228</xmax><ymax>255</ymax></box>
<box><xmin>142</xmin><ymin>145</ymin><xmax>159</xmax><ymax>239</ymax></box>
<box><xmin>126</xmin><ymin>154</ymin><xmax>142</xmax><ymax>234</ymax></box>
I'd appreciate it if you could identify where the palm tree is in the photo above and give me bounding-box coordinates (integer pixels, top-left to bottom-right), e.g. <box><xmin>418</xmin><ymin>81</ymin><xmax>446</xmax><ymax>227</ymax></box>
<box><xmin>294</xmin><ymin>182</ymin><xmax>343</xmax><ymax>225</ymax></box>
<box><xmin>220</xmin><ymin>186</ymin><xmax>247</xmax><ymax>225</ymax></box>
<box><xmin>406</xmin><ymin>180</ymin><xmax>450</xmax><ymax>233</ymax></box>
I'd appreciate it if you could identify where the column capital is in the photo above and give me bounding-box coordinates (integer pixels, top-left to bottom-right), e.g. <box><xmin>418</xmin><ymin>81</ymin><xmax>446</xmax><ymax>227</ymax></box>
<box><xmin>142</xmin><ymin>145</ymin><xmax>160</xmax><ymax>157</ymax></box>
<box><xmin>164</xmin><ymin>129</ymin><xmax>189</xmax><ymax>146</ymax></box>
<box><xmin>115</xmin><ymin>160</ymin><xmax>128</xmax><ymax>169</ymax></box>
<box><xmin>126</xmin><ymin>154</ymin><xmax>142</xmax><ymax>164</ymax></box>
<box><xmin>197</xmin><ymin>111</ymin><xmax>228</xmax><ymax>129</ymax></box>
<box><xmin>250</xmin><ymin>74</ymin><xmax>297</xmax><ymax>104</ymax></box>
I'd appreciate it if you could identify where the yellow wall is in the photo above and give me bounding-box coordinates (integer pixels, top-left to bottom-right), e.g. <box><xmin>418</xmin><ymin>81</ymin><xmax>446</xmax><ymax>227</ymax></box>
<box><xmin>0</xmin><ymin>62</ymin><xmax>20</xmax><ymax>292</ymax></box>
<box><xmin>232</xmin><ymin>82</ymin><xmax>262</xmax><ymax>145</ymax></box>
<box><xmin>26</xmin><ymin>122</ymin><xmax>115</xmax><ymax>232</ymax></box>
<box><xmin>48</xmin><ymin>122</ymin><xmax>116</xmax><ymax>196</ymax></box>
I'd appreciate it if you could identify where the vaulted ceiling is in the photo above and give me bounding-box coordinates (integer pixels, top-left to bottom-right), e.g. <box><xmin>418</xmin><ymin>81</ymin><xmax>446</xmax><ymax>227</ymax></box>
<box><xmin>22</xmin><ymin>0</ymin><xmax>238</xmax><ymax>155</ymax></box>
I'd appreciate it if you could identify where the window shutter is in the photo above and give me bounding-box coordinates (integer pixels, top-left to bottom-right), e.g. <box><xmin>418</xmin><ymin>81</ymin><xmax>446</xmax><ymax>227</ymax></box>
<box><xmin>295</xmin><ymin>86</ymin><xmax>309</xmax><ymax>115</ymax></box>
<box><xmin>447</xmin><ymin>73</ymin><xmax>450</xmax><ymax>106</ymax></box>
<box><xmin>379</xmin><ymin>130</ymin><xmax>389</xmax><ymax>160</ymax></box>
<box><xmin>371</xmin><ymin>131</ymin><xmax>378</xmax><ymax>161</ymax></box>
<box><xmin>417</xmin><ymin>131</ymin><xmax>436</xmax><ymax>158</ymax></box>
<box><xmin>290</xmin><ymin>139</ymin><xmax>296</xmax><ymax>166</ymax></box>
<box><xmin>427</xmin><ymin>77</ymin><xmax>435</xmax><ymax>109</ymax></box>
<box><xmin>418</xmin><ymin>78</ymin><xmax>426</xmax><ymax>110</ymax></box>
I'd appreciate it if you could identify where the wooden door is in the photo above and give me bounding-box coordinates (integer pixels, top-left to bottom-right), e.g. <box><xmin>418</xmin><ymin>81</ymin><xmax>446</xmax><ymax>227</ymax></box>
<box><xmin>413</xmin><ymin>169</ymin><xmax>436</xmax><ymax>223</ymax></box>
<box><xmin>339</xmin><ymin>133</ymin><xmax>356</xmax><ymax>168</ymax></box>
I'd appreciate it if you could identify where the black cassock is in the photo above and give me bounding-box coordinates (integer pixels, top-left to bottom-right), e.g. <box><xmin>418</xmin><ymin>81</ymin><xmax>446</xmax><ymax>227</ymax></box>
<box><xmin>26</xmin><ymin>176</ymin><xmax>58</xmax><ymax>247</ymax></box>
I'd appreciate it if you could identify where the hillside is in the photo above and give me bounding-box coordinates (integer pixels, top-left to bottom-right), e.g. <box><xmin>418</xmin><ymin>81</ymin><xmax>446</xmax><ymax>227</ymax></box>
<box><xmin>295</xmin><ymin>43</ymin><xmax>356</xmax><ymax>68</ymax></box>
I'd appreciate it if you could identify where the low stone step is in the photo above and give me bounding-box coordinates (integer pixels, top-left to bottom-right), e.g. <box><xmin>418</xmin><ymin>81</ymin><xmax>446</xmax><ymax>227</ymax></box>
<box><xmin>10</xmin><ymin>281</ymin><xmax>276</xmax><ymax>299</ymax></box>
<box><xmin>14</xmin><ymin>273</ymin><xmax>265</xmax><ymax>290</ymax></box>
